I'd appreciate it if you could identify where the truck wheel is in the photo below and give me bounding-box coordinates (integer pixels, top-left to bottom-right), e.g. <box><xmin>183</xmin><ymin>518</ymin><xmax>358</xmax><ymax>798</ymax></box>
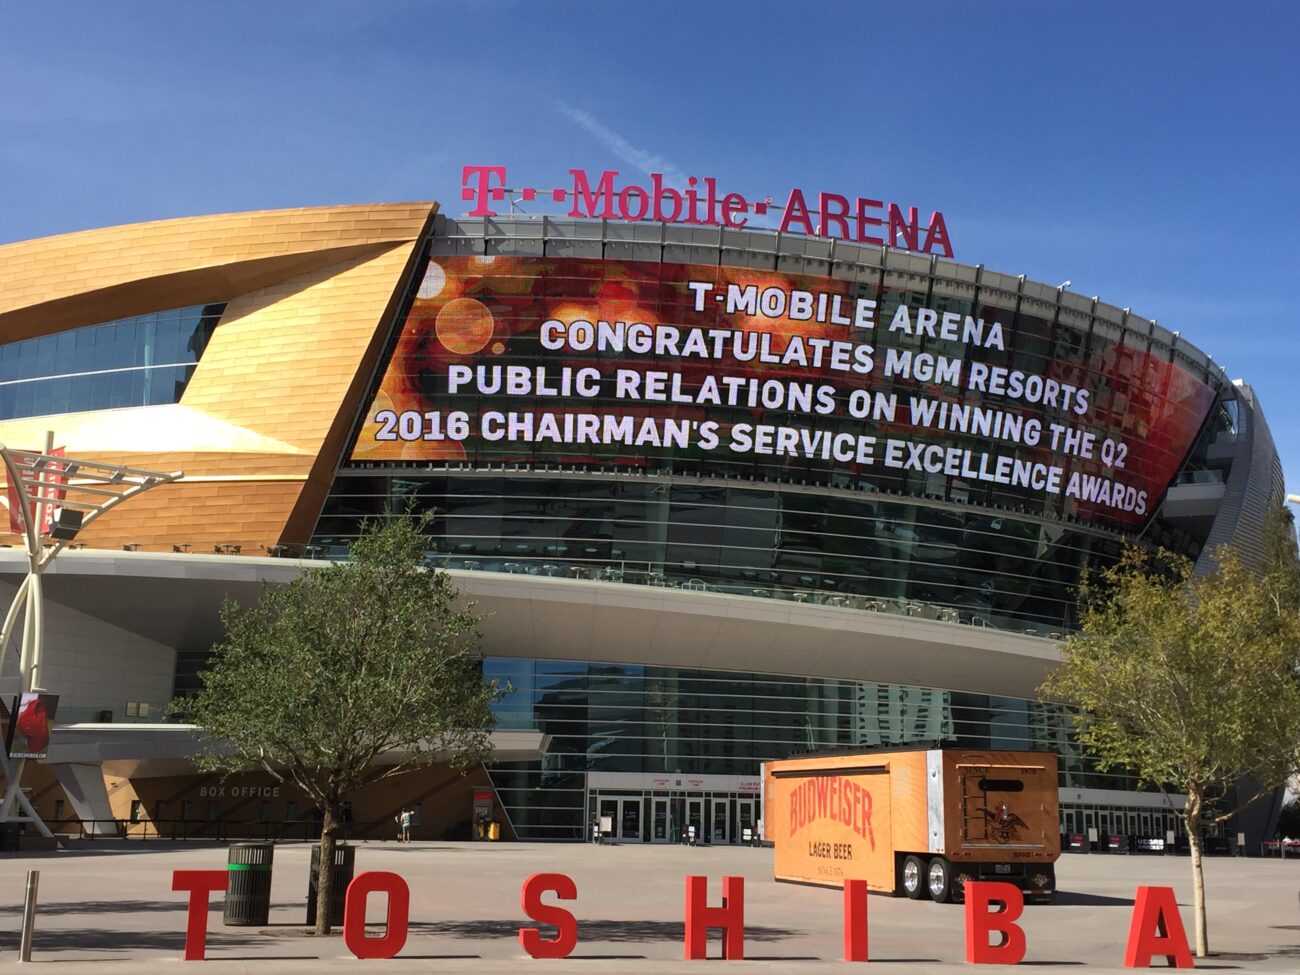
<box><xmin>902</xmin><ymin>855</ymin><xmax>929</xmax><ymax>899</ymax></box>
<box><xmin>927</xmin><ymin>857</ymin><xmax>954</xmax><ymax>902</ymax></box>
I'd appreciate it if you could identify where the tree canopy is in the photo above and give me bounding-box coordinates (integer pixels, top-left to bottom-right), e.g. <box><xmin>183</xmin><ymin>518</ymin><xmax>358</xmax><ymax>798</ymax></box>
<box><xmin>1041</xmin><ymin>510</ymin><xmax>1300</xmax><ymax>955</ymax></box>
<box><xmin>179</xmin><ymin>514</ymin><xmax>500</xmax><ymax>932</ymax></box>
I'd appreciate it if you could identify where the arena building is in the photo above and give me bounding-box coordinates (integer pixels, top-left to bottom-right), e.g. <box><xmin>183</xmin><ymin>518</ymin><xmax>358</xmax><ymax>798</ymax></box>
<box><xmin>0</xmin><ymin>197</ymin><xmax>1284</xmax><ymax>847</ymax></box>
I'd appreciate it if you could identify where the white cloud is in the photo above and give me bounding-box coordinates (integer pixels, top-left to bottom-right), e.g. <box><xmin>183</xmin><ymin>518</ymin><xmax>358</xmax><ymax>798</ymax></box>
<box><xmin>554</xmin><ymin>102</ymin><xmax>688</xmax><ymax>187</ymax></box>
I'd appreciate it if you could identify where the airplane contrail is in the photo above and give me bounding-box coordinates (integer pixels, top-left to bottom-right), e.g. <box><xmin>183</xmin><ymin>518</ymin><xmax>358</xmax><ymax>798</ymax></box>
<box><xmin>555</xmin><ymin>101</ymin><xmax>689</xmax><ymax>188</ymax></box>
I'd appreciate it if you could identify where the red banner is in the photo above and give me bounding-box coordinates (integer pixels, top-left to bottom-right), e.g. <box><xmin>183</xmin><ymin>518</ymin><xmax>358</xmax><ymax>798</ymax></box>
<box><xmin>4</xmin><ymin>447</ymin><xmax>66</xmax><ymax>536</ymax></box>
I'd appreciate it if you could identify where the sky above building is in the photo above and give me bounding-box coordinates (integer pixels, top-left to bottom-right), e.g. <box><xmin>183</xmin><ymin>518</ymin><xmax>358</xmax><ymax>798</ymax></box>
<box><xmin>1</xmin><ymin>0</ymin><xmax>1297</xmax><ymax>498</ymax></box>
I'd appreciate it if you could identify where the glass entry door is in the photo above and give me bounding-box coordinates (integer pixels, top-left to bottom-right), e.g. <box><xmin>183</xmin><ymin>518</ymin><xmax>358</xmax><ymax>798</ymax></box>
<box><xmin>598</xmin><ymin>798</ymin><xmax>618</xmax><ymax>840</ymax></box>
<box><xmin>736</xmin><ymin>799</ymin><xmax>756</xmax><ymax>843</ymax></box>
<box><xmin>619</xmin><ymin>798</ymin><xmax>641</xmax><ymax>841</ymax></box>
<box><xmin>651</xmin><ymin>798</ymin><xmax>670</xmax><ymax>843</ymax></box>
<box><xmin>686</xmin><ymin>798</ymin><xmax>704</xmax><ymax>844</ymax></box>
<box><xmin>596</xmin><ymin>796</ymin><xmax>642</xmax><ymax>841</ymax></box>
<box><xmin>711</xmin><ymin>798</ymin><xmax>729</xmax><ymax>844</ymax></box>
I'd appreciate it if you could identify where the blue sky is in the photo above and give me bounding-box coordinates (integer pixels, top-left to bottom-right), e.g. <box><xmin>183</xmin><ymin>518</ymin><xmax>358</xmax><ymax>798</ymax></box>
<box><xmin>2</xmin><ymin>1</ymin><xmax>1297</xmax><ymax>496</ymax></box>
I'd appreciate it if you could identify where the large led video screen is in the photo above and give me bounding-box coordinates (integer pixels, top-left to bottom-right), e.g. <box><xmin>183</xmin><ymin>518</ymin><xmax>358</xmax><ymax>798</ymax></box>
<box><xmin>352</xmin><ymin>256</ymin><xmax>1217</xmax><ymax>531</ymax></box>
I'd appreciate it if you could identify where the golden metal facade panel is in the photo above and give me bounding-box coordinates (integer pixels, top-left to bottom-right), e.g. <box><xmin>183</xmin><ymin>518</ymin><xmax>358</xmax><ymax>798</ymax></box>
<box><xmin>76</xmin><ymin>479</ymin><xmax>310</xmax><ymax>554</ymax></box>
<box><xmin>0</xmin><ymin>202</ymin><xmax>438</xmax><ymax>553</ymax></box>
<box><xmin>181</xmin><ymin>245</ymin><xmax>417</xmax><ymax>451</ymax></box>
<box><xmin>0</xmin><ymin>202</ymin><xmax>433</xmax><ymax>341</ymax></box>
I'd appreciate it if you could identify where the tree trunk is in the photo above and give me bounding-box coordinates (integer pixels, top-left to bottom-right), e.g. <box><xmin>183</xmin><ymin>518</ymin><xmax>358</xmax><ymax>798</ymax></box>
<box><xmin>315</xmin><ymin>804</ymin><xmax>341</xmax><ymax>936</ymax></box>
<box><xmin>1185</xmin><ymin>790</ymin><xmax>1208</xmax><ymax>957</ymax></box>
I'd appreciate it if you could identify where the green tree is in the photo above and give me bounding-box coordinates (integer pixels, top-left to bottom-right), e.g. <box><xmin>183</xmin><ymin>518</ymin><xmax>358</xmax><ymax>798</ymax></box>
<box><xmin>179</xmin><ymin>515</ymin><xmax>500</xmax><ymax>934</ymax></box>
<box><xmin>1041</xmin><ymin>519</ymin><xmax>1300</xmax><ymax>957</ymax></box>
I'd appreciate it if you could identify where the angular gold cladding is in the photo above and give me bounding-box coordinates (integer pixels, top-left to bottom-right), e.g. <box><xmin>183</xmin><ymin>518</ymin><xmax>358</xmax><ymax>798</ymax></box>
<box><xmin>0</xmin><ymin>203</ymin><xmax>434</xmax><ymax>340</ymax></box>
<box><xmin>182</xmin><ymin>246</ymin><xmax>412</xmax><ymax>450</ymax></box>
<box><xmin>0</xmin><ymin>202</ymin><xmax>437</xmax><ymax>553</ymax></box>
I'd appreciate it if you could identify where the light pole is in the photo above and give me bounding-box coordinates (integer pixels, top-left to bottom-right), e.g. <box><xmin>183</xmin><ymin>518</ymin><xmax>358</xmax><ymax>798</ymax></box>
<box><xmin>0</xmin><ymin>434</ymin><xmax>181</xmax><ymax>837</ymax></box>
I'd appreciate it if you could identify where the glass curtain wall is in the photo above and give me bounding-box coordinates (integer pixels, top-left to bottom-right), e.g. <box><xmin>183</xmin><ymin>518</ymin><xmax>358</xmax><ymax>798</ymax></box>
<box><xmin>484</xmin><ymin>657</ymin><xmax>1134</xmax><ymax>841</ymax></box>
<box><xmin>317</xmin><ymin>472</ymin><xmax>1142</xmax><ymax>633</ymax></box>
<box><xmin>0</xmin><ymin>303</ymin><xmax>225</xmax><ymax>420</ymax></box>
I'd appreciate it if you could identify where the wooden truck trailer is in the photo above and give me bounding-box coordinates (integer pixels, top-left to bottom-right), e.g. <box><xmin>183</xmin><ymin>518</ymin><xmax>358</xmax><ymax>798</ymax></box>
<box><xmin>762</xmin><ymin>748</ymin><xmax>1060</xmax><ymax>903</ymax></box>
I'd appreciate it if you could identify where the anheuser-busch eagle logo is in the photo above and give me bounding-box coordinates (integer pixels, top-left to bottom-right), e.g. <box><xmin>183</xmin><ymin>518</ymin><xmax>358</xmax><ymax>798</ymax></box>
<box><xmin>461</xmin><ymin>165</ymin><xmax>953</xmax><ymax>258</ymax></box>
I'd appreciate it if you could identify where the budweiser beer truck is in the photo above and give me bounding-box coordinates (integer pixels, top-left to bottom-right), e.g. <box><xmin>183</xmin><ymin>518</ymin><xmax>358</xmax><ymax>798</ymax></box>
<box><xmin>763</xmin><ymin>747</ymin><xmax>1059</xmax><ymax>903</ymax></box>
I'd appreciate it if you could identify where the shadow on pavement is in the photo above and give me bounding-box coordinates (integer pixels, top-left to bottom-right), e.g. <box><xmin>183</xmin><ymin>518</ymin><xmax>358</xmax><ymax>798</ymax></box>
<box><xmin>410</xmin><ymin>918</ymin><xmax>802</xmax><ymax>942</ymax></box>
<box><xmin>0</xmin><ymin>900</ymin><xmax>300</xmax><ymax>917</ymax></box>
<box><xmin>209</xmin><ymin>955</ymin><xmax>321</xmax><ymax>962</ymax></box>
<box><xmin>1208</xmin><ymin>952</ymin><xmax>1268</xmax><ymax>962</ymax></box>
<box><xmin>20</xmin><ymin>929</ymin><xmax>262</xmax><ymax>954</ymax></box>
<box><xmin>1019</xmin><ymin>962</ymin><xmax>1085</xmax><ymax>967</ymax></box>
<box><xmin>869</xmin><ymin>960</ymin><xmax>941</xmax><ymax>965</ymax></box>
<box><xmin>1051</xmin><ymin>890</ymin><xmax>1135</xmax><ymax>907</ymax></box>
<box><xmin>743</xmin><ymin>955</ymin><xmax>820</xmax><ymax>961</ymax></box>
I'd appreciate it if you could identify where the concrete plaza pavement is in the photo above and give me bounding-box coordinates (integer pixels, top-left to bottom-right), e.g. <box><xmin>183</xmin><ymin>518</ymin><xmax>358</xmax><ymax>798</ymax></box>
<box><xmin>1</xmin><ymin>840</ymin><xmax>1298</xmax><ymax>973</ymax></box>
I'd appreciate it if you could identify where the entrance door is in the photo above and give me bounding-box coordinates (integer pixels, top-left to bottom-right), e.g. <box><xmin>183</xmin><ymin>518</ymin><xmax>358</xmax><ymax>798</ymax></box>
<box><xmin>619</xmin><ymin>798</ymin><xmax>641</xmax><ymax>841</ymax></box>
<box><xmin>651</xmin><ymin>798</ymin><xmax>670</xmax><ymax>843</ymax></box>
<box><xmin>598</xmin><ymin>798</ymin><xmax>618</xmax><ymax>840</ymax></box>
<box><xmin>736</xmin><ymin>799</ymin><xmax>756</xmax><ymax>843</ymax></box>
<box><xmin>711</xmin><ymin>798</ymin><xmax>729</xmax><ymax>844</ymax></box>
<box><xmin>686</xmin><ymin>798</ymin><xmax>704</xmax><ymax>844</ymax></box>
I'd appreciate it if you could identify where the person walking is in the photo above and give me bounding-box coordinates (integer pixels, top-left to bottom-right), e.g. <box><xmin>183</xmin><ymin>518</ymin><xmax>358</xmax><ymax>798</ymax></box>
<box><xmin>395</xmin><ymin>806</ymin><xmax>412</xmax><ymax>843</ymax></box>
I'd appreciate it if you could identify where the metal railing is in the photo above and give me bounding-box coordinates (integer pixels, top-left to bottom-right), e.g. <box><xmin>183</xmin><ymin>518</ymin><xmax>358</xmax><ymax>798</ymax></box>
<box><xmin>429</xmin><ymin>554</ymin><xmax>1066</xmax><ymax>638</ymax></box>
<box><xmin>37</xmin><ymin>817</ymin><xmax>413</xmax><ymax>843</ymax></box>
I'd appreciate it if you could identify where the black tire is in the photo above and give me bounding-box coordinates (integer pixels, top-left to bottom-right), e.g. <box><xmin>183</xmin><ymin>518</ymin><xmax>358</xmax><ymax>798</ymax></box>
<box><xmin>927</xmin><ymin>856</ymin><xmax>953</xmax><ymax>903</ymax></box>
<box><xmin>901</xmin><ymin>855</ymin><xmax>929</xmax><ymax>899</ymax></box>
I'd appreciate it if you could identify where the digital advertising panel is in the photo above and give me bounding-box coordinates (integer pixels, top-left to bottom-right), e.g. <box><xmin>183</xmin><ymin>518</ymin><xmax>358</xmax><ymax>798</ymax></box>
<box><xmin>352</xmin><ymin>256</ymin><xmax>1217</xmax><ymax>532</ymax></box>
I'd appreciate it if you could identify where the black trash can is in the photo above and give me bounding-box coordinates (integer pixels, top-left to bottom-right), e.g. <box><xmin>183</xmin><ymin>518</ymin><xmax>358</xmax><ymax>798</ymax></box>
<box><xmin>223</xmin><ymin>842</ymin><xmax>274</xmax><ymax>926</ymax></box>
<box><xmin>306</xmin><ymin>843</ymin><xmax>355</xmax><ymax>927</ymax></box>
<box><xmin>0</xmin><ymin>823</ymin><xmax>21</xmax><ymax>852</ymax></box>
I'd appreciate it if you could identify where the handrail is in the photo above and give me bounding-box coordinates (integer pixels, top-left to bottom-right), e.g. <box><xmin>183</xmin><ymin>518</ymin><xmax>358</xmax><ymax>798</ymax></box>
<box><xmin>33</xmin><ymin>817</ymin><xmax>406</xmax><ymax>843</ymax></box>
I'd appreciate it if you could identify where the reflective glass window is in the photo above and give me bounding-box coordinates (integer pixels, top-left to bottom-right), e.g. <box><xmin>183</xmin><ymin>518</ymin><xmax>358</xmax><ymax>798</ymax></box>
<box><xmin>480</xmin><ymin>655</ymin><xmax>1148</xmax><ymax>840</ymax></box>
<box><xmin>315</xmin><ymin>472</ymin><xmax>1133</xmax><ymax>633</ymax></box>
<box><xmin>0</xmin><ymin>302</ymin><xmax>225</xmax><ymax>421</ymax></box>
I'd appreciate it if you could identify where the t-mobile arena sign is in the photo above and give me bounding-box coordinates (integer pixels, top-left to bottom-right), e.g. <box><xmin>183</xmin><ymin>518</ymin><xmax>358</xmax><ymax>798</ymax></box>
<box><xmin>461</xmin><ymin>166</ymin><xmax>954</xmax><ymax>257</ymax></box>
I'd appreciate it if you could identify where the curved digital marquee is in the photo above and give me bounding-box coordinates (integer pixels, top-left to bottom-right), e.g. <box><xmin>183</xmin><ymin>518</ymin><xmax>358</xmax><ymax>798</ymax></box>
<box><xmin>353</xmin><ymin>256</ymin><xmax>1217</xmax><ymax>532</ymax></box>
